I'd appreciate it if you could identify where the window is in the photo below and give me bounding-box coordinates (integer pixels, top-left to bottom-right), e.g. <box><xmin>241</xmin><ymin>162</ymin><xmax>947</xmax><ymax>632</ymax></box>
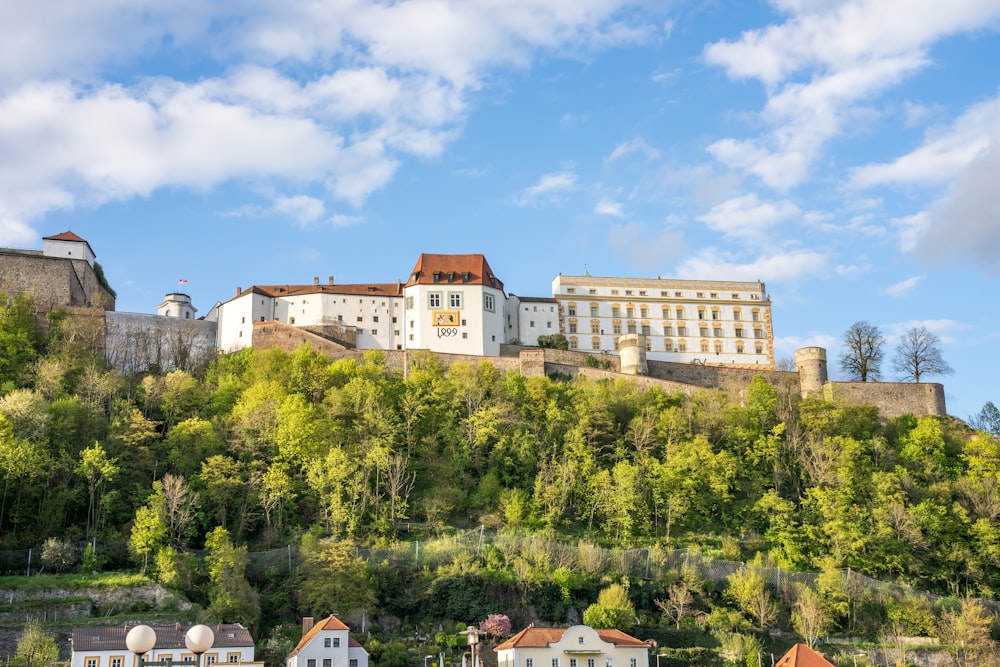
<box><xmin>700</xmin><ymin>340</ymin><xmax>709</xmax><ymax>352</ymax></box>
<box><xmin>449</xmin><ymin>292</ymin><xmax>462</xmax><ymax>308</ymax></box>
<box><xmin>696</xmin><ymin>292</ymin><xmax>704</xmax><ymax>298</ymax></box>
<box><xmin>610</xmin><ymin>289</ymin><xmax>619</xmax><ymax>295</ymax></box>
<box><xmin>752</xmin><ymin>310</ymin><xmax>760</xmax><ymax>321</ymax></box>
<box><xmin>700</xmin><ymin>326</ymin><xmax>709</xmax><ymax>337</ymax></box>
<box><xmin>357</xmin><ymin>316</ymin><xmax>363</xmax><ymax>322</ymax></box>
<box><xmin>642</xmin><ymin>325</ymin><xmax>650</xmax><ymax>335</ymax></box>
<box><xmin>675</xmin><ymin>291</ymin><xmax>682</xmax><ymax>297</ymax></box>
<box><xmin>713</xmin><ymin>327</ymin><xmax>722</xmax><ymax>337</ymax></box>
<box><xmin>612</xmin><ymin>321</ymin><xmax>622</xmax><ymax>334</ymax></box>
<box><xmin>308</xmin><ymin>661</ymin><xmax>316</xmax><ymax>667</ymax></box>
<box><xmin>589</xmin><ymin>289</ymin><xmax>597</xmax><ymax>294</ymax></box>
<box><xmin>86</xmin><ymin>658</ymin><xmax>98</xmax><ymax>667</ymax></box>
<box><xmin>590</xmin><ymin>304</ymin><xmax>599</xmax><ymax>316</ymax></box>
<box><xmin>428</xmin><ymin>292</ymin><xmax>442</xmax><ymax>308</ymax></box>
<box><xmin>547</xmin><ymin>321</ymin><xmax>553</xmax><ymax>328</ymax></box>
<box><xmin>241</xmin><ymin>316</ymin><xmax>245</xmax><ymax>324</ymax></box>
<box><xmin>733</xmin><ymin>309</ymin><xmax>741</xmax><ymax>320</ymax></box>
<box><xmin>569</xmin><ymin>322</ymin><xmax>577</xmax><ymax>334</ymax></box>
<box><xmin>755</xmin><ymin>343</ymin><xmax>764</xmax><ymax>354</ymax></box>
<box><xmin>735</xmin><ymin>327</ymin><xmax>744</xmax><ymax>338</ymax></box>
<box><xmin>552</xmin><ymin>660</ymin><xmax>560</xmax><ymax>667</ymax></box>
<box><xmin>676</xmin><ymin>308</ymin><xmax>684</xmax><ymax>319</ymax></box>
<box><xmin>678</xmin><ymin>340</ymin><xmax>687</xmax><ymax>352</ymax></box>
<box><xmin>566</xmin><ymin>288</ymin><xmax>575</xmax><ymax>294</ymax></box>
<box><xmin>592</xmin><ymin>338</ymin><xmax>601</xmax><ymax>350</ymax></box>
<box><xmin>663</xmin><ymin>325</ymin><xmax>672</xmax><ymax>336</ymax></box>
<box><xmin>591</xmin><ymin>321</ymin><xmax>600</xmax><ymax>334</ymax></box>
<box><xmin>350</xmin><ymin>661</ymin><xmax>358</xmax><ymax>667</ymax></box>
<box><xmin>711</xmin><ymin>308</ymin><xmax>720</xmax><ymax>320</ymax></box>
<box><xmin>112</xmin><ymin>659</ymin><xmax>123</xmax><ymax>667</ymax></box>
<box><xmin>664</xmin><ymin>339</ymin><xmax>673</xmax><ymax>352</ymax></box>
<box><xmin>567</xmin><ymin>304</ymin><xmax>576</xmax><ymax>316</ymax></box>
<box><xmin>630</xmin><ymin>659</ymin><xmax>637</xmax><ymax>667</ymax></box>
<box><xmin>755</xmin><ymin>328</ymin><xmax>764</xmax><ymax>339</ymax></box>
<box><xmin>333</xmin><ymin>638</ymin><xmax>340</xmax><ymax>648</ymax></box>
<box><xmin>324</xmin><ymin>660</ymin><xmax>331</xmax><ymax>667</ymax></box>
<box><xmin>371</xmin><ymin>329</ymin><xmax>378</xmax><ymax>335</ymax></box>
<box><xmin>484</xmin><ymin>294</ymin><xmax>495</xmax><ymax>311</ymax></box>
<box><xmin>527</xmin><ymin>659</ymin><xmax>535</xmax><ymax>667</ymax></box>
<box><xmin>612</xmin><ymin>306</ymin><xmax>621</xmax><ymax>318</ymax></box>
<box><xmin>206</xmin><ymin>657</ymin><xmax>217</xmax><ymax>667</ymax></box>
<box><xmin>714</xmin><ymin>341</ymin><xmax>723</xmax><ymax>354</ymax></box>
<box><xmin>627</xmin><ymin>322</ymin><xmax>637</xmax><ymax>334</ymax></box>
<box><xmin>394</xmin><ymin>330</ymin><xmax>400</xmax><ymax>336</ymax></box>
<box><xmin>732</xmin><ymin>293</ymin><xmax>740</xmax><ymax>299</ymax></box>
<box><xmin>392</xmin><ymin>316</ymin><xmax>397</xmax><ymax>323</ymax></box>
<box><xmin>613</xmin><ymin>337</ymin><xmax>620</xmax><ymax>350</ymax></box>
<box><xmin>639</xmin><ymin>290</ymin><xmax>647</xmax><ymax>296</ymax></box>
<box><xmin>625</xmin><ymin>289</ymin><xmax>633</xmax><ymax>295</ymax></box>
<box><xmin>646</xmin><ymin>338</ymin><xmax>651</xmax><ymax>351</ymax></box>
<box><xmin>587</xmin><ymin>659</ymin><xmax>596</xmax><ymax>667</ymax></box>
<box><xmin>571</xmin><ymin>659</ymin><xmax>578</xmax><ymax>667</ymax></box>
<box><xmin>406</xmin><ymin>296</ymin><xmax>414</xmax><ymax>309</ymax></box>
<box><xmin>662</xmin><ymin>307</ymin><xmax>670</xmax><ymax>319</ymax></box>
<box><xmin>227</xmin><ymin>654</ymin><xmax>240</xmax><ymax>663</ymax></box>
<box><xmin>677</xmin><ymin>326</ymin><xmax>687</xmax><ymax>336</ymax></box>
<box><xmin>530</xmin><ymin>321</ymin><xmax>534</xmax><ymax>327</ymax></box>
<box><xmin>569</xmin><ymin>337</ymin><xmax>578</xmax><ymax>349</ymax></box>
<box><xmin>626</xmin><ymin>306</ymin><xmax>634</xmax><ymax>318</ymax></box>
<box><xmin>640</xmin><ymin>306</ymin><xmax>648</xmax><ymax>318</ymax></box>
<box><xmin>289</xmin><ymin>316</ymin><xmax>295</xmax><ymax>325</ymax></box>
<box><xmin>737</xmin><ymin>342</ymin><xmax>745</xmax><ymax>353</ymax></box>
<box><xmin>698</xmin><ymin>307</ymin><xmax>706</xmax><ymax>320</ymax></box>
<box><xmin>710</xmin><ymin>292</ymin><xmax>718</xmax><ymax>298</ymax></box>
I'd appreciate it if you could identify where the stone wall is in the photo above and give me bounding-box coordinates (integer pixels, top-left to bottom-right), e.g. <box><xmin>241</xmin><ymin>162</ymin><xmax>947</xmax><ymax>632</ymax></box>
<box><xmin>106</xmin><ymin>312</ymin><xmax>217</xmax><ymax>373</ymax></box>
<box><xmin>646</xmin><ymin>357</ymin><xmax>798</xmax><ymax>392</ymax></box>
<box><xmin>823</xmin><ymin>381</ymin><xmax>947</xmax><ymax>419</ymax></box>
<box><xmin>0</xmin><ymin>249</ymin><xmax>115</xmax><ymax>310</ymax></box>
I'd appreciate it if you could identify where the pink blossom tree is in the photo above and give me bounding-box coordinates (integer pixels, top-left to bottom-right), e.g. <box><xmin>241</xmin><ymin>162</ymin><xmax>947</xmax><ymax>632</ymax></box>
<box><xmin>479</xmin><ymin>614</ymin><xmax>512</xmax><ymax>643</ymax></box>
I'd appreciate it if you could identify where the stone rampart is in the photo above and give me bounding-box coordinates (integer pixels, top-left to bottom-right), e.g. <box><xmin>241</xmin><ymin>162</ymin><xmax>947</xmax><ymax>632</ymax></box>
<box><xmin>106</xmin><ymin>312</ymin><xmax>217</xmax><ymax>373</ymax></box>
<box><xmin>823</xmin><ymin>381</ymin><xmax>946</xmax><ymax>419</ymax></box>
<box><xmin>0</xmin><ymin>250</ymin><xmax>115</xmax><ymax>310</ymax></box>
<box><xmin>646</xmin><ymin>358</ymin><xmax>798</xmax><ymax>392</ymax></box>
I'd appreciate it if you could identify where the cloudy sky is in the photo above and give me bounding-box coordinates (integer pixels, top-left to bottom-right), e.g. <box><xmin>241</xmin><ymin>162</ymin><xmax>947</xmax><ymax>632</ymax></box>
<box><xmin>1</xmin><ymin>0</ymin><xmax>998</xmax><ymax>418</ymax></box>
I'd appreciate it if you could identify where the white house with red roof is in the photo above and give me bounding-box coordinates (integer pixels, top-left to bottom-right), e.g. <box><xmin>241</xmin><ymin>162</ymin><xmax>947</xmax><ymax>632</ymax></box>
<box><xmin>494</xmin><ymin>625</ymin><xmax>649</xmax><ymax>667</ymax></box>
<box><xmin>286</xmin><ymin>616</ymin><xmax>368</xmax><ymax>667</ymax></box>
<box><xmin>70</xmin><ymin>623</ymin><xmax>259</xmax><ymax>667</ymax></box>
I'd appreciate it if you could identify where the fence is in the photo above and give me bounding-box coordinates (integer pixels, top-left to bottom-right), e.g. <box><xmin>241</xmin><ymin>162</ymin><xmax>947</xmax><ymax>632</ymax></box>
<box><xmin>2</xmin><ymin>530</ymin><xmax>994</xmax><ymax>612</ymax></box>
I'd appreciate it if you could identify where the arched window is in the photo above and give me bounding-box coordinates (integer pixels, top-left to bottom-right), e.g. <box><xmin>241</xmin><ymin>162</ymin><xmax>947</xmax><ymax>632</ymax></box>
<box><xmin>664</xmin><ymin>338</ymin><xmax>674</xmax><ymax>352</ymax></box>
<box><xmin>700</xmin><ymin>340</ymin><xmax>709</xmax><ymax>353</ymax></box>
<box><xmin>698</xmin><ymin>307</ymin><xmax>706</xmax><ymax>320</ymax></box>
<box><xmin>590</xmin><ymin>303</ymin><xmax>599</xmax><ymax>317</ymax></box>
<box><xmin>569</xmin><ymin>336</ymin><xmax>579</xmax><ymax>349</ymax></box>
<box><xmin>592</xmin><ymin>337</ymin><xmax>601</xmax><ymax>350</ymax></box>
<box><xmin>567</xmin><ymin>302</ymin><xmax>577</xmax><ymax>316</ymax></box>
<box><xmin>662</xmin><ymin>306</ymin><xmax>671</xmax><ymax>319</ymax></box>
<box><xmin>678</xmin><ymin>340</ymin><xmax>687</xmax><ymax>352</ymax></box>
<box><xmin>736</xmin><ymin>342</ymin><xmax>745</xmax><ymax>354</ymax></box>
<box><xmin>714</xmin><ymin>340</ymin><xmax>723</xmax><ymax>354</ymax></box>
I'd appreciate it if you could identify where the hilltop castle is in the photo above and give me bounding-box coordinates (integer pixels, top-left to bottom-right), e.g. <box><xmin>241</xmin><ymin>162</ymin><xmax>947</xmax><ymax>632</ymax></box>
<box><xmin>1</xmin><ymin>231</ymin><xmax>946</xmax><ymax>419</ymax></box>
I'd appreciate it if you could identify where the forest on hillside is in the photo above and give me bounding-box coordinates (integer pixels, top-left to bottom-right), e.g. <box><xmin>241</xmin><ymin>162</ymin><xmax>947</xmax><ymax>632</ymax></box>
<box><xmin>2</xmin><ymin>297</ymin><xmax>999</xmax><ymax>665</ymax></box>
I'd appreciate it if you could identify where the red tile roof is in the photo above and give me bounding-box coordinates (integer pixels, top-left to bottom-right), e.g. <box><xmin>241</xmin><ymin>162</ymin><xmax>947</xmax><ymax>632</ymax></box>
<box><xmin>405</xmin><ymin>254</ymin><xmax>504</xmax><ymax>291</ymax></box>
<box><xmin>288</xmin><ymin>616</ymin><xmax>355</xmax><ymax>657</ymax></box>
<box><xmin>494</xmin><ymin>628</ymin><xmax>649</xmax><ymax>651</ymax></box>
<box><xmin>43</xmin><ymin>230</ymin><xmax>88</xmax><ymax>243</ymax></box>
<box><xmin>237</xmin><ymin>283</ymin><xmax>403</xmax><ymax>300</ymax></box>
<box><xmin>775</xmin><ymin>644</ymin><xmax>835</xmax><ymax>667</ymax></box>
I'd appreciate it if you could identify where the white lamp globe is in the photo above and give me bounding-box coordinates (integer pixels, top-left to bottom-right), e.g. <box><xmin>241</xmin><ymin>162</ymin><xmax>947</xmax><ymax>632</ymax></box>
<box><xmin>126</xmin><ymin>625</ymin><xmax>157</xmax><ymax>655</ymax></box>
<box><xmin>185</xmin><ymin>625</ymin><xmax>215</xmax><ymax>654</ymax></box>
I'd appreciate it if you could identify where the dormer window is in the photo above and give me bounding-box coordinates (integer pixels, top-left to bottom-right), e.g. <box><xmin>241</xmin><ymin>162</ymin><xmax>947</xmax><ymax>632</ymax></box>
<box><xmin>433</xmin><ymin>272</ymin><xmax>441</xmax><ymax>283</ymax></box>
<box><xmin>448</xmin><ymin>272</ymin><xmax>455</xmax><ymax>283</ymax></box>
<box><xmin>578</xmin><ymin>637</ymin><xmax>584</xmax><ymax>645</ymax></box>
<box><xmin>462</xmin><ymin>272</ymin><xmax>470</xmax><ymax>283</ymax></box>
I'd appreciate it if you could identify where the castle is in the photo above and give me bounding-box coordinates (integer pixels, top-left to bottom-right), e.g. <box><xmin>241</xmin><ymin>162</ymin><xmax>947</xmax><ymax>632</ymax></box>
<box><xmin>1</xmin><ymin>231</ymin><xmax>946</xmax><ymax>419</ymax></box>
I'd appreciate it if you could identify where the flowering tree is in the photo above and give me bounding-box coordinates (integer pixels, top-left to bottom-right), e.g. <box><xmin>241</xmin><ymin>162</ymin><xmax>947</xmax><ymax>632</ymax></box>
<box><xmin>479</xmin><ymin>614</ymin><xmax>512</xmax><ymax>642</ymax></box>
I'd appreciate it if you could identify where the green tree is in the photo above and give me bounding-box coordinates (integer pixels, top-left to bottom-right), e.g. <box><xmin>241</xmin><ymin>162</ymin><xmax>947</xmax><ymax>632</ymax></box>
<box><xmin>294</xmin><ymin>537</ymin><xmax>375</xmax><ymax>617</ymax></box>
<box><xmin>129</xmin><ymin>504</ymin><xmax>167</xmax><ymax>573</ymax></box>
<box><xmin>582</xmin><ymin>582</ymin><xmax>636</xmax><ymax>630</ymax></box>
<box><xmin>726</xmin><ymin>568</ymin><xmax>778</xmax><ymax>628</ymax></box>
<box><xmin>77</xmin><ymin>442</ymin><xmax>119</xmax><ymax>538</ymax></box>
<box><xmin>204</xmin><ymin>526</ymin><xmax>260</xmax><ymax>630</ymax></box>
<box><xmin>16</xmin><ymin>620</ymin><xmax>58</xmax><ymax>667</ymax></box>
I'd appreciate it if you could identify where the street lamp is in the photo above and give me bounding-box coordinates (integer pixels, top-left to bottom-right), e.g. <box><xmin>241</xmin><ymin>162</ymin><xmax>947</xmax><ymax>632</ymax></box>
<box><xmin>126</xmin><ymin>624</ymin><xmax>216</xmax><ymax>667</ymax></box>
<box><xmin>425</xmin><ymin>655</ymin><xmax>434</xmax><ymax>667</ymax></box>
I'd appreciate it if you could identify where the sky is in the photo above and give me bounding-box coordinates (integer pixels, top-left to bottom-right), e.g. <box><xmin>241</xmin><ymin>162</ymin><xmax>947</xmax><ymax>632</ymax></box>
<box><xmin>1</xmin><ymin>0</ymin><xmax>998</xmax><ymax>420</ymax></box>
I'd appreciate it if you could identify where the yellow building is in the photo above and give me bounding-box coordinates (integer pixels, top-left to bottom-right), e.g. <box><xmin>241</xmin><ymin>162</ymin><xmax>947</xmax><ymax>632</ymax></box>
<box><xmin>495</xmin><ymin>625</ymin><xmax>649</xmax><ymax>667</ymax></box>
<box><xmin>552</xmin><ymin>274</ymin><xmax>775</xmax><ymax>369</ymax></box>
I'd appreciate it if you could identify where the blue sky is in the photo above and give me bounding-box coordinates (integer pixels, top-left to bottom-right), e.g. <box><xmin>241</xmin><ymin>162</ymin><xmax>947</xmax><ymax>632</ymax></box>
<box><xmin>1</xmin><ymin>0</ymin><xmax>998</xmax><ymax>419</ymax></box>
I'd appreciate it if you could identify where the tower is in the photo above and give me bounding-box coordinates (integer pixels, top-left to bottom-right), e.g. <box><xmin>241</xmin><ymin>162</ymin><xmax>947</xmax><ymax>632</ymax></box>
<box><xmin>794</xmin><ymin>347</ymin><xmax>828</xmax><ymax>396</ymax></box>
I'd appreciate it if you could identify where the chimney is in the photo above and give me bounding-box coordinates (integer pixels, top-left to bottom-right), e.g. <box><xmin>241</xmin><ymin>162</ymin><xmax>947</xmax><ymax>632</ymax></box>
<box><xmin>328</xmin><ymin>276</ymin><xmax>335</xmax><ymax>285</ymax></box>
<box><xmin>314</xmin><ymin>277</ymin><xmax>320</xmax><ymax>286</ymax></box>
<box><xmin>237</xmin><ymin>286</ymin><xmax>242</xmax><ymax>296</ymax></box>
<box><xmin>302</xmin><ymin>617</ymin><xmax>314</xmax><ymax>635</ymax></box>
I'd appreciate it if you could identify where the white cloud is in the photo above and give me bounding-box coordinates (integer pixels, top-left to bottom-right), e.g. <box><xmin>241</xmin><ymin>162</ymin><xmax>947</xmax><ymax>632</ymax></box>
<box><xmin>884</xmin><ymin>275</ymin><xmax>924</xmax><ymax>298</ymax></box>
<box><xmin>883</xmin><ymin>318</ymin><xmax>967</xmax><ymax>344</ymax></box>
<box><xmin>703</xmin><ymin>0</ymin><xmax>1000</xmax><ymax>189</ymax></box>
<box><xmin>775</xmin><ymin>333</ymin><xmax>838</xmax><ymax>358</ymax></box>
<box><xmin>697</xmin><ymin>193</ymin><xmax>800</xmax><ymax>239</ymax></box>
<box><xmin>605</xmin><ymin>137</ymin><xmax>662</xmax><ymax>164</ymax></box>
<box><xmin>608</xmin><ymin>222</ymin><xmax>686</xmax><ymax>271</ymax></box>
<box><xmin>594</xmin><ymin>198</ymin><xmax>625</xmax><ymax>217</ymax></box>
<box><xmin>274</xmin><ymin>195</ymin><xmax>326</xmax><ymax>226</ymax></box>
<box><xmin>674</xmin><ymin>247</ymin><xmax>830</xmax><ymax>283</ymax></box>
<box><xmin>329</xmin><ymin>213</ymin><xmax>365</xmax><ymax>227</ymax></box>
<box><xmin>513</xmin><ymin>170</ymin><xmax>578</xmax><ymax>206</ymax></box>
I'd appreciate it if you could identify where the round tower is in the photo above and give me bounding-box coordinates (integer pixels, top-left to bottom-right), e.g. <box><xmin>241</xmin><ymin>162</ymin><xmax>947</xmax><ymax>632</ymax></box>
<box><xmin>618</xmin><ymin>334</ymin><xmax>648</xmax><ymax>376</ymax></box>
<box><xmin>794</xmin><ymin>347</ymin><xmax>828</xmax><ymax>397</ymax></box>
<box><xmin>157</xmin><ymin>292</ymin><xmax>197</xmax><ymax>319</ymax></box>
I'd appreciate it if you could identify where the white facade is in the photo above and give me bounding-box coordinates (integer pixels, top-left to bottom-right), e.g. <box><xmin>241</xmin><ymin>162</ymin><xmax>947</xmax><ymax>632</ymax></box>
<box><xmin>286</xmin><ymin>617</ymin><xmax>368</xmax><ymax>667</ymax></box>
<box><xmin>404</xmin><ymin>282</ymin><xmax>506</xmax><ymax>356</ymax></box>
<box><xmin>43</xmin><ymin>231</ymin><xmax>96</xmax><ymax>266</ymax></box>
<box><xmin>552</xmin><ymin>275</ymin><xmax>775</xmax><ymax>368</ymax></box>
<box><xmin>506</xmin><ymin>295</ymin><xmax>559</xmax><ymax>346</ymax></box>
<box><xmin>71</xmin><ymin>624</ymin><xmax>258</xmax><ymax>667</ymax></box>
<box><xmin>158</xmin><ymin>293</ymin><xmax>198</xmax><ymax>319</ymax></box>
<box><xmin>495</xmin><ymin>625</ymin><xmax>649</xmax><ymax>667</ymax></box>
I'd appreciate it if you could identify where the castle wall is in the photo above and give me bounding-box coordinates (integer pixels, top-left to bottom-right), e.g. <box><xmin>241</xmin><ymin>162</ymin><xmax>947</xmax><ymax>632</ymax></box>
<box><xmin>0</xmin><ymin>250</ymin><xmax>115</xmax><ymax>310</ymax></box>
<box><xmin>823</xmin><ymin>381</ymin><xmax>947</xmax><ymax>419</ymax></box>
<box><xmin>106</xmin><ymin>312</ymin><xmax>217</xmax><ymax>373</ymax></box>
<box><xmin>645</xmin><ymin>357</ymin><xmax>798</xmax><ymax>392</ymax></box>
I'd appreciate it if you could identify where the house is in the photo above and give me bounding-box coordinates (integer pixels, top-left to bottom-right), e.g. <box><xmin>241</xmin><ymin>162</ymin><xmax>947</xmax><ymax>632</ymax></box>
<box><xmin>286</xmin><ymin>616</ymin><xmax>369</xmax><ymax>667</ymax></box>
<box><xmin>775</xmin><ymin>643</ymin><xmax>835</xmax><ymax>667</ymax></box>
<box><xmin>494</xmin><ymin>625</ymin><xmax>649</xmax><ymax>667</ymax></box>
<box><xmin>70</xmin><ymin>623</ymin><xmax>258</xmax><ymax>667</ymax></box>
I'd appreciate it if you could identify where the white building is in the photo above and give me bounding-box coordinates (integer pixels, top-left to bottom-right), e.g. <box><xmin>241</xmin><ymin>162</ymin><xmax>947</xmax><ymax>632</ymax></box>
<box><xmin>403</xmin><ymin>254</ymin><xmax>507</xmax><ymax>356</ymax></box>
<box><xmin>506</xmin><ymin>294</ymin><xmax>560</xmax><ymax>346</ymax></box>
<box><xmin>552</xmin><ymin>274</ymin><xmax>775</xmax><ymax>368</ymax></box>
<box><xmin>43</xmin><ymin>230</ymin><xmax>97</xmax><ymax>266</ymax></box>
<box><xmin>158</xmin><ymin>292</ymin><xmax>198</xmax><ymax>319</ymax></box>
<box><xmin>286</xmin><ymin>616</ymin><xmax>369</xmax><ymax>667</ymax></box>
<box><xmin>494</xmin><ymin>625</ymin><xmax>649</xmax><ymax>667</ymax></box>
<box><xmin>70</xmin><ymin>624</ymin><xmax>258</xmax><ymax>667</ymax></box>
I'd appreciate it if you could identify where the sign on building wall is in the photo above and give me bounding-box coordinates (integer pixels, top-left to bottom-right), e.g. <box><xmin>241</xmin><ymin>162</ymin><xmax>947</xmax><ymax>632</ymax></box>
<box><xmin>433</xmin><ymin>310</ymin><xmax>460</xmax><ymax>326</ymax></box>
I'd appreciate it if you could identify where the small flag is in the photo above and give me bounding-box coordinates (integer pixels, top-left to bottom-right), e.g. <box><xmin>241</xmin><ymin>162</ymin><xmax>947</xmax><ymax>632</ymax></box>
<box><xmin>178</xmin><ymin>279</ymin><xmax>188</xmax><ymax>284</ymax></box>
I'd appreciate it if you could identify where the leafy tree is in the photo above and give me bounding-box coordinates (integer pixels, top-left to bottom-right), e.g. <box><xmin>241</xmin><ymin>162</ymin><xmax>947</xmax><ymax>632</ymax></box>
<box><xmin>129</xmin><ymin>504</ymin><xmax>167</xmax><ymax>573</ymax></box>
<box><xmin>582</xmin><ymin>582</ymin><xmax>636</xmax><ymax>630</ymax></box>
<box><xmin>16</xmin><ymin>620</ymin><xmax>58</xmax><ymax>667</ymax></box>
<box><xmin>205</xmin><ymin>526</ymin><xmax>260</xmax><ymax>630</ymax></box>
<box><xmin>726</xmin><ymin>568</ymin><xmax>778</xmax><ymax>628</ymax></box>
<box><xmin>294</xmin><ymin>537</ymin><xmax>375</xmax><ymax>617</ymax></box>
<box><xmin>891</xmin><ymin>326</ymin><xmax>953</xmax><ymax>382</ymax></box>
<box><xmin>790</xmin><ymin>584</ymin><xmax>829</xmax><ymax>648</ymax></box>
<box><xmin>968</xmin><ymin>401</ymin><xmax>1000</xmax><ymax>436</ymax></box>
<box><xmin>839</xmin><ymin>321</ymin><xmax>885</xmax><ymax>381</ymax></box>
<box><xmin>40</xmin><ymin>537</ymin><xmax>77</xmax><ymax>572</ymax></box>
<box><xmin>537</xmin><ymin>334</ymin><xmax>569</xmax><ymax>350</ymax></box>
<box><xmin>77</xmin><ymin>442</ymin><xmax>119</xmax><ymax>538</ymax></box>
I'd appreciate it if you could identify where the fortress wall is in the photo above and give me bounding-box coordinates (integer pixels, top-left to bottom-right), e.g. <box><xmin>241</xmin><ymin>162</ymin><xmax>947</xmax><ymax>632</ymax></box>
<box><xmin>544</xmin><ymin>363</ymin><xmax>703</xmax><ymax>394</ymax></box>
<box><xmin>646</xmin><ymin>357</ymin><xmax>798</xmax><ymax>392</ymax></box>
<box><xmin>823</xmin><ymin>381</ymin><xmax>947</xmax><ymax>419</ymax></box>
<box><xmin>0</xmin><ymin>251</ymin><xmax>115</xmax><ymax>310</ymax></box>
<box><xmin>106</xmin><ymin>312</ymin><xmax>217</xmax><ymax>372</ymax></box>
<box><xmin>252</xmin><ymin>321</ymin><xmax>357</xmax><ymax>357</ymax></box>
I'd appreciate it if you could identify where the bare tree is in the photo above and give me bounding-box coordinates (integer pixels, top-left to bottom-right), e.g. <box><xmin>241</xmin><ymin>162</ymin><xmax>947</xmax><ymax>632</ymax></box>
<box><xmin>839</xmin><ymin>321</ymin><xmax>885</xmax><ymax>381</ymax></box>
<box><xmin>891</xmin><ymin>326</ymin><xmax>953</xmax><ymax>382</ymax></box>
<box><xmin>969</xmin><ymin>401</ymin><xmax>1000</xmax><ymax>436</ymax></box>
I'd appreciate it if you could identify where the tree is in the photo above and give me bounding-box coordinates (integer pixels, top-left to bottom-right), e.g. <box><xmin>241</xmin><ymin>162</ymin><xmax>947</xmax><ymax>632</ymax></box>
<box><xmin>129</xmin><ymin>504</ymin><xmax>167</xmax><ymax>573</ymax></box>
<box><xmin>891</xmin><ymin>326</ymin><xmax>953</xmax><ymax>382</ymax></box>
<box><xmin>479</xmin><ymin>614</ymin><xmax>512</xmax><ymax>642</ymax></box>
<box><xmin>790</xmin><ymin>584</ymin><xmax>829</xmax><ymax>649</ymax></box>
<box><xmin>969</xmin><ymin>401</ymin><xmax>1000</xmax><ymax>436</ymax></box>
<box><xmin>582</xmin><ymin>582</ymin><xmax>636</xmax><ymax>630</ymax></box>
<box><xmin>294</xmin><ymin>537</ymin><xmax>375</xmax><ymax>617</ymax></box>
<box><xmin>16</xmin><ymin>620</ymin><xmax>58</xmax><ymax>667</ymax></box>
<box><xmin>726</xmin><ymin>568</ymin><xmax>778</xmax><ymax>628</ymax></box>
<box><xmin>839</xmin><ymin>321</ymin><xmax>885</xmax><ymax>381</ymax></box>
<box><xmin>77</xmin><ymin>442</ymin><xmax>119</xmax><ymax>538</ymax></box>
<box><xmin>537</xmin><ymin>334</ymin><xmax>569</xmax><ymax>350</ymax></box>
<box><xmin>204</xmin><ymin>526</ymin><xmax>260</xmax><ymax>630</ymax></box>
